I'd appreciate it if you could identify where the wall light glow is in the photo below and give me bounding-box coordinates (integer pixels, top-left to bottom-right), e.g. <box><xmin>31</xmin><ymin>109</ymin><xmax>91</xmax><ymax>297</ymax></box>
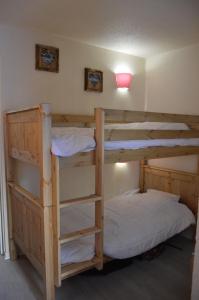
<box><xmin>114</xmin><ymin>64</ymin><xmax>133</xmax><ymax>74</ymax></box>
<box><xmin>115</xmin><ymin>162</ymin><xmax>128</xmax><ymax>168</ymax></box>
<box><xmin>117</xmin><ymin>87</ymin><xmax>129</xmax><ymax>94</ymax></box>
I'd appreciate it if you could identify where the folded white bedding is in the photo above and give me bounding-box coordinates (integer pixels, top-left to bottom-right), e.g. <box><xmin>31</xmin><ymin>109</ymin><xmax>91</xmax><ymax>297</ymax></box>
<box><xmin>51</xmin><ymin>122</ymin><xmax>199</xmax><ymax>157</ymax></box>
<box><xmin>60</xmin><ymin>189</ymin><xmax>195</xmax><ymax>265</ymax></box>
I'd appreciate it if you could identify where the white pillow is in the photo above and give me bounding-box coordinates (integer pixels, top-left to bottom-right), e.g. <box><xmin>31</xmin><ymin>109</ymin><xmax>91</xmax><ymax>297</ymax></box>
<box><xmin>147</xmin><ymin>189</ymin><xmax>180</xmax><ymax>202</ymax></box>
<box><xmin>123</xmin><ymin>189</ymin><xmax>140</xmax><ymax>196</ymax></box>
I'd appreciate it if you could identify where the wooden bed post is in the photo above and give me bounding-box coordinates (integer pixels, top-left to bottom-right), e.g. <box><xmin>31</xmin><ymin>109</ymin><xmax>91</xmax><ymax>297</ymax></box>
<box><xmin>4</xmin><ymin>114</ymin><xmax>17</xmax><ymax>260</ymax></box>
<box><xmin>51</xmin><ymin>154</ymin><xmax>61</xmax><ymax>287</ymax></box>
<box><xmin>39</xmin><ymin>104</ymin><xmax>55</xmax><ymax>300</ymax></box>
<box><xmin>139</xmin><ymin>160</ymin><xmax>147</xmax><ymax>193</ymax></box>
<box><xmin>95</xmin><ymin>108</ymin><xmax>104</xmax><ymax>270</ymax></box>
<box><xmin>191</xmin><ymin>156</ymin><xmax>199</xmax><ymax>300</ymax></box>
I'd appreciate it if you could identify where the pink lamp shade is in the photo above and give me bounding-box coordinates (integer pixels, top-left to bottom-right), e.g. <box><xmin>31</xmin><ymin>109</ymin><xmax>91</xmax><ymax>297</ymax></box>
<box><xmin>115</xmin><ymin>73</ymin><xmax>133</xmax><ymax>89</ymax></box>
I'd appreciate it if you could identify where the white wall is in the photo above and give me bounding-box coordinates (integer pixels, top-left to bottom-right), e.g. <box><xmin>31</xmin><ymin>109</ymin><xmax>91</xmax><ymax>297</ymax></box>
<box><xmin>0</xmin><ymin>26</ymin><xmax>145</xmax><ymax>199</ymax></box>
<box><xmin>146</xmin><ymin>43</ymin><xmax>199</xmax><ymax>173</ymax></box>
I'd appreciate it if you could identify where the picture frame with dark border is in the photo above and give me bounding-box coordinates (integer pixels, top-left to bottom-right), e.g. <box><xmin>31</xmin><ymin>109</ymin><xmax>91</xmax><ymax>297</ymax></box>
<box><xmin>35</xmin><ymin>44</ymin><xmax>59</xmax><ymax>73</ymax></box>
<box><xmin>84</xmin><ymin>68</ymin><xmax>103</xmax><ymax>92</ymax></box>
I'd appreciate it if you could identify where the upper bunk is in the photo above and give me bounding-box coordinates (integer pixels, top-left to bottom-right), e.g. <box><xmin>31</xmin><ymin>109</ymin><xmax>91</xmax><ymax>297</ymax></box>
<box><xmin>5</xmin><ymin>103</ymin><xmax>199</xmax><ymax>168</ymax></box>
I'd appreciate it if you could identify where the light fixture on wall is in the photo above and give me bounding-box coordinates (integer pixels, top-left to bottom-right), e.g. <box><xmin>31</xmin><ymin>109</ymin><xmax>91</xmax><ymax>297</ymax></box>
<box><xmin>115</xmin><ymin>73</ymin><xmax>133</xmax><ymax>89</ymax></box>
<box><xmin>115</xmin><ymin>162</ymin><xmax>128</xmax><ymax>168</ymax></box>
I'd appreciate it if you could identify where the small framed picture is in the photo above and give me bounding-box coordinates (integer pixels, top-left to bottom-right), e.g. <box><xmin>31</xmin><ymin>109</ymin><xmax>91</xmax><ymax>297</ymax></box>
<box><xmin>35</xmin><ymin>44</ymin><xmax>59</xmax><ymax>73</ymax></box>
<box><xmin>84</xmin><ymin>68</ymin><xmax>103</xmax><ymax>92</ymax></box>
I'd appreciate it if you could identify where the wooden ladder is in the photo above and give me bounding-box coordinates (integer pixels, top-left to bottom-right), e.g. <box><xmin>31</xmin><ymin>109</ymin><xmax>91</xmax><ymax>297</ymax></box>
<box><xmin>52</xmin><ymin>108</ymin><xmax>104</xmax><ymax>287</ymax></box>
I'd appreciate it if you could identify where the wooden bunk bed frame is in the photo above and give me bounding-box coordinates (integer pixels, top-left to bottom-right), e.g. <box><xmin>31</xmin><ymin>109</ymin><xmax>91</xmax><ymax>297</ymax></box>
<box><xmin>4</xmin><ymin>104</ymin><xmax>199</xmax><ymax>300</ymax></box>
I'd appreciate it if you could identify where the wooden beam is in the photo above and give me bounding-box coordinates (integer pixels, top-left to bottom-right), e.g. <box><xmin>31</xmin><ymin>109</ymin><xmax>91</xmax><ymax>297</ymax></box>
<box><xmin>61</xmin><ymin>257</ymin><xmax>100</xmax><ymax>280</ymax></box>
<box><xmin>6</xmin><ymin>105</ymin><xmax>40</xmax><ymax>115</ymax></box>
<box><xmin>39</xmin><ymin>104</ymin><xmax>55</xmax><ymax>300</ymax></box>
<box><xmin>139</xmin><ymin>160</ymin><xmax>147</xmax><ymax>192</ymax></box>
<box><xmin>52</xmin><ymin>114</ymin><xmax>94</xmax><ymax>127</ymax></box>
<box><xmin>4</xmin><ymin>113</ymin><xmax>17</xmax><ymax>260</ymax></box>
<box><xmin>51</xmin><ymin>155</ymin><xmax>61</xmax><ymax>287</ymax></box>
<box><xmin>104</xmin><ymin>109</ymin><xmax>199</xmax><ymax>124</ymax></box>
<box><xmin>60</xmin><ymin>226</ymin><xmax>101</xmax><ymax>244</ymax></box>
<box><xmin>94</xmin><ymin>108</ymin><xmax>104</xmax><ymax>270</ymax></box>
<box><xmin>60</xmin><ymin>194</ymin><xmax>102</xmax><ymax>208</ymax></box>
<box><xmin>58</xmin><ymin>146</ymin><xmax>199</xmax><ymax>167</ymax></box>
<box><xmin>104</xmin><ymin>146</ymin><xmax>199</xmax><ymax>164</ymax></box>
<box><xmin>104</xmin><ymin>129</ymin><xmax>199</xmax><ymax>141</ymax></box>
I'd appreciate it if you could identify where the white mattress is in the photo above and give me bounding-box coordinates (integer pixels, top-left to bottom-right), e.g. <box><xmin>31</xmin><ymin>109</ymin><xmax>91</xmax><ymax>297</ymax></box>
<box><xmin>60</xmin><ymin>189</ymin><xmax>195</xmax><ymax>265</ymax></box>
<box><xmin>51</xmin><ymin>122</ymin><xmax>199</xmax><ymax>157</ymax></box>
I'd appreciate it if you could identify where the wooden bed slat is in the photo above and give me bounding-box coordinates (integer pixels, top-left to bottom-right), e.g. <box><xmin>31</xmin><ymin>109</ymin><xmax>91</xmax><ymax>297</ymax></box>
<box><xmin>52</xmin><ymin>114</ymin><xmax>94</xmax><ymax>127</ymax></box>
<box><xmin>60</xmin><ymin>195</ymin><xmax>102</xmax><ymax>208</ymax></box>
<box><xmin>61</xmin><ymin>257</ymin><xmax>100</xmax><ymax>279</ymax></box>
<box><xmin>58</xmin><ymin>146</ymin><xmax>199</xmax><ymax>167</ymax></box>
<box><xmin>104</xmin><ymin>146</ymin><xmax>199</xmax><ymax>164</ymax></box>
<box><xmin>104</xmin><ymin>109</ymin><xmax>199</xmax><ymax>124</ymax></box>
<box><xmin>60</xmin><ymin>226</ymin><xmax>101</xmax><ymax>244</ymax></box>
<box><xmin>105</xmin><ymin>129</ymin><xmax>199</xmax><ymax>141</ymax></box>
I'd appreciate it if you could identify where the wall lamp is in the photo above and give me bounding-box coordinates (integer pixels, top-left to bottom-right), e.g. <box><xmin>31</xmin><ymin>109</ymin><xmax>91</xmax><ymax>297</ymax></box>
<box><xmin>115</xmin><ymin>73</ymin><xmax>133</xmax><ymax>89</ymax></box>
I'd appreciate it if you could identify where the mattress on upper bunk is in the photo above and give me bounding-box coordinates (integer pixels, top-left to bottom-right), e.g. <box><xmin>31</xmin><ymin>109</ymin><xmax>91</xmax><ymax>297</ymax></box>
<box><xmin>51</xmin><ymin>122</ymin><xmax>199</xmax><ymax>157</ymax></box>
<box><xmin>60</xmin><ymin>189</ymin><xmax>195</xmax><ymax>265</ymax></box>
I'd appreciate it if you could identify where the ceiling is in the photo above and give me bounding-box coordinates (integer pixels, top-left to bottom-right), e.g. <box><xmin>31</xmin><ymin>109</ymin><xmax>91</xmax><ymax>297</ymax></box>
<box><xmin>0</xmin><ymin>0</ymin><xmax>199</xmax><ymax>58</ymax></box>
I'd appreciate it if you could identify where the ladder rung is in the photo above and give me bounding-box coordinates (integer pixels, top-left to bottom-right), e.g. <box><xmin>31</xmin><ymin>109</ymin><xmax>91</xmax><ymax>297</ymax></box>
<box><xmin>61</xmin><ymin>257</ymin><xmax>100</xmax><ymax>280</ymax></box>
<box><xmin>60</xmin><ymin>226</ymin><xmax>101</xmax><ymax>244</ymax></box>
<box><xmin>60</xmin><ymin>194</ymin><xmax>102</xmax><ymax>208</ymax></box>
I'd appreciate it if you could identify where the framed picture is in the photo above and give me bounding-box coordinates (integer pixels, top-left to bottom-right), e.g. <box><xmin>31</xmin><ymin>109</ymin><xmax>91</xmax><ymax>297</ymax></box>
<box><xmin>35</xmin><ymin>44</ymin><xmax>59</xmax><ymax>73</ymax></box>
<box><xmin>84</xmin><ymin>68</ymin><xmax>103</xmax><ymax>92</ymax></box>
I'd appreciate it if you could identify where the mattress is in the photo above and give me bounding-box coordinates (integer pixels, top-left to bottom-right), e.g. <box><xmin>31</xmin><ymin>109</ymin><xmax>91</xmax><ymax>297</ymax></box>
<box><xmin>51</xmin><ymin>122</ymin><xmax>199</xmax><ymax>157</ymax></box>
<box><xmin>60</xmin><ymin>189</ymin><xmax>195</xmax><ymax>265</ymax></box>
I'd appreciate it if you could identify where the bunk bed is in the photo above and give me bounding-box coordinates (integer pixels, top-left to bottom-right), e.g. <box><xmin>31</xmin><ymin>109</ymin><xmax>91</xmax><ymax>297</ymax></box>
<box><xmin>5</xmin><ymin>104</ymin><xmax>199</xmax><ymax>300</ymax></box>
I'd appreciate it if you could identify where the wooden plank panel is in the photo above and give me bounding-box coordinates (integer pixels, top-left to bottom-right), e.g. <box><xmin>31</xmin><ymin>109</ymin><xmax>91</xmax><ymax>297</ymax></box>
<box><xmin>104</xmin><ymin>129</ymin><xmax>199</xmax><ymax>141</ymax></box>
<box><xmin>7</xmin><ymin>109</ymin><xmax>40</xmax><ymax>123</ymax></box>
<box><xmin>24</xmin><ymin>122</ymin><xmax>40</xmax><ymax>157</ymax></box>
<box><xmin>144</xmin><ymin>165</ymin><xmax>198</xmax><ymax>215</ymax></box>
<box><xmin>104</xmin><ymin>109</ymin><xmax>199</xmax><ymax>124</ymax></box>
<box><xmin>52</xmin><ymin>114</ymin><xmax>94</xmax><ymax>127</ymax></box>
<box><xmin>104</xmin><ymin>146</ymin><xmax>199</xmax><ymax>163</ymax></box>
<box><xmin>58</xmin><ymin>146</ymin><xmax>199</xmax><ymax>167</ymax></box>
<box><xmin>7</xmin><ymin>109</ymin><xmax>41</xmax><ymax>165</ymax></box>
<box><xmin>10</xmin><ymin>187</ymin><xmax>45</xmax><ymax>276</ymax></box>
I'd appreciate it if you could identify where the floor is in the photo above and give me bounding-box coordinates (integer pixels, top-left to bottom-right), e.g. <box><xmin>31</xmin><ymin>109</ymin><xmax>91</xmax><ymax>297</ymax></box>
<box><xmin>0</xmin><ymin>235</ymin><xmax>194</xmax><ymax>300</ymax></box>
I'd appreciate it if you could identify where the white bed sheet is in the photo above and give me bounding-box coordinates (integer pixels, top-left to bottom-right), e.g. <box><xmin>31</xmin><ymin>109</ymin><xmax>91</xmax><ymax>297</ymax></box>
<box><xmin>51</xmin><ymin>123</ymin><xmax>199</xmax><ymax>157</ymax></box>
<box><xmin>60</xmin><ymin>190</ymin><xmax>195</xmax><ymax>265</ymax></box>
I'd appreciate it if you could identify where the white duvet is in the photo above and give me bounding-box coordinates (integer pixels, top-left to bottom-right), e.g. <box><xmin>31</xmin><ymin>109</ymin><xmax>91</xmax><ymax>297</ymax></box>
<box><xmin>51</xmin><ymin>122</ymin><xmax>199</xmax><ymax>157</ymax></box>
<box><xmin>60</xmin><ymin>189</ymin><xmax>195</xmax><ymax>265</ymax></box>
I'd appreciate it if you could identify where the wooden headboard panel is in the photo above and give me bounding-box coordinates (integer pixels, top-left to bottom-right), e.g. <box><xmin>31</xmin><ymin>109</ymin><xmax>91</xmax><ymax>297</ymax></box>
<box><xmin>6</xmin><ymin>106</ymin><xmax>42</xmax><ymax>166</ymax></box>
<box><xmin>142</xmin><ymin>165</ymin><xmax>199</xmax><ymax>215</ymax></box>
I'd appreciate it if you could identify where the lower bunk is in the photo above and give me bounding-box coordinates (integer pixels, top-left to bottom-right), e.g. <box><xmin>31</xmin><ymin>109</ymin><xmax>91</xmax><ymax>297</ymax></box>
<box><xmin>8</xmin><ymin>164</ymin><xmax>198</xmax><ymax>299</ymax></box>
<box><xmin>60</xmin><ymin>188</ymin><xmax>195</xmax><ymax>265</ymax></box>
